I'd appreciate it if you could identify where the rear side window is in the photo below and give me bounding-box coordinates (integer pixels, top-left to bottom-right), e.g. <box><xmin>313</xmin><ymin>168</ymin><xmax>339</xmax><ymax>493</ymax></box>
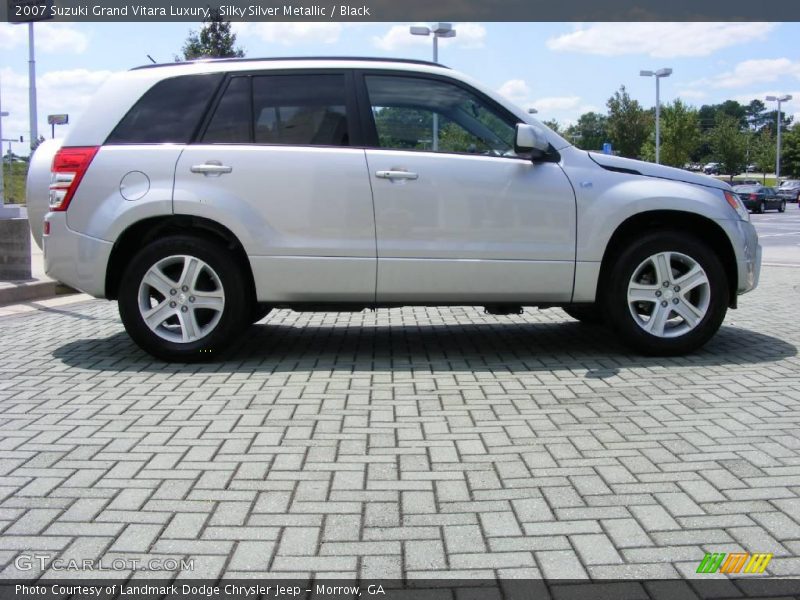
<box><xmin>106</xmin><ymin>73</ymin><xmax>223</xmax><ymax>144</ymax></box>
<box><xmin>201</xmin><ymin>73</ymin><xmax>350</xmax><ymax>146</ymax></box>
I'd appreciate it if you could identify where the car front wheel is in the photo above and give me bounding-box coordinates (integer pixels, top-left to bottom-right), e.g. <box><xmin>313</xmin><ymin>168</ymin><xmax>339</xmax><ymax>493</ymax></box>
<box><xmin>779</xmin><ymin>201</ymin><xmax>786</xmax><ymax>213</ymax></box>
<box><xmin>605</xmin><ymin>231</ymin><xmax>729</xmax><ymax>356</ymax></box>
<box><xmin>118</xmin><ymin>235</ymin><xmax>251</xmax><ymax>362</ymax></box>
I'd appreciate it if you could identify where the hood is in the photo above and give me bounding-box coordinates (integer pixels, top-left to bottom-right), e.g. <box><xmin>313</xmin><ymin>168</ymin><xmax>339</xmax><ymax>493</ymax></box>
<box><xmin>588</xmin><ymin>152</ymin><xmax>731</xmax><ymax>192</ymax></box>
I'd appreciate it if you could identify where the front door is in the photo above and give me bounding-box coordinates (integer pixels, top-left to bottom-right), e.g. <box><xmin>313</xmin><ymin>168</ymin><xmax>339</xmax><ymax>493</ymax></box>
<box><xmin>359</xmin><ymin>72</ymin><xmax>576</xmax><ymax>303</ymax></box>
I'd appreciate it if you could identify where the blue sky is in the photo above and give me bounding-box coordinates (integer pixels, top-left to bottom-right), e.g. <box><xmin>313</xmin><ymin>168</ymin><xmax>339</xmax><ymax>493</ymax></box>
<box><xmin>1</xmin><ymin>21</ymin><xmax>799</xmax><ymax>154</ymax></box>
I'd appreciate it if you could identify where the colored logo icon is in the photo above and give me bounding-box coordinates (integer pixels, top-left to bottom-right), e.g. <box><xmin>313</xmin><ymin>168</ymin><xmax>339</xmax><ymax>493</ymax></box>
<box><xmin>696</xmin><ymin>553</ymin><xmax>773</xmax><ymax>574</ymax></box>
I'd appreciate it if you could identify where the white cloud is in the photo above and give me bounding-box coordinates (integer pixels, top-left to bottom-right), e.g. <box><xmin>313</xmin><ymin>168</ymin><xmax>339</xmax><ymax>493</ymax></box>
<box><xmin>233</xmin><ymin>22</ymin><xmax>343</xmax><ymax>46</ymax></box>
<box><xmin>497</xmin><ymin>79</ymin><xmax>586</xmax><ymax>124</ymax></box>
<box><xmin>372</xmin><ymin>23</ymin><xmax>486</xmax><ymax>51</ymax></box>
<box><xmin>677</xmin><ymin>90</ymin><xmax>708</xmax><ymax>101</ymax></box>
<box><xmin>0</xmin><ymin>67</ymin><xmax>114</xmax><ymax>150</ymax></box>
<box><xmin>533</xmin><ymin>96</ymin><xmax>582</xmax><ymax>113</ymax></box>
<box><xmin>705</xmin><ymin>58</ymin><xmax>800</xmax><ymax>89</ymax></box>
<box><xmin>0</xmin><ymin>22</ymin><xmax>89</xmax><ymax>54</ymax></box>
<box><xmin>497</xmin><ymin>79</ymin><xmax>530</xmax><ymax>105</ymax></box>
<box><xmin>546</xmin><ymin>22</ymin><xmax>777</xmax><ymax>58</ymax></box>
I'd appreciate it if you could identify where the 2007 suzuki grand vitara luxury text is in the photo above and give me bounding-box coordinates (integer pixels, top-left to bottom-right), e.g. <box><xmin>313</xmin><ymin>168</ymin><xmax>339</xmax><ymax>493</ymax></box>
<box><xmin>28</xmin><ymin>58</ymin><xmax>761</xmax><ymax>362</ymax></box>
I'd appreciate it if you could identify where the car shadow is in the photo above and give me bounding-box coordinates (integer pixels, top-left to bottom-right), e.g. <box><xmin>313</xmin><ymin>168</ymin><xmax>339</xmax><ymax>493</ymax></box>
<box><xmin>52</xmin><ymin>318</ymin><xmax>797</xmax><ymax>376</ymax></box>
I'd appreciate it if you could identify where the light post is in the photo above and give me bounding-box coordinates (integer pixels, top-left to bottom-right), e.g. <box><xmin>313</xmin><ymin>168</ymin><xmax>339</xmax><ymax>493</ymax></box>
<box><xmin>28</xmin><ymin>23</ymin><xmax>38</xmax><ymax>152</ymax></box>
<box><xmin>766</xmin><ymin>94</ymin><xmax>792</xmax><ymax>182</ymax></box>
<box><xmin>640</xmin><ymin>68</ymin><xmax>673</xmax><ymax>164</ymax></box>
<box><xmin>410</xmin><ymin>23</ymin><xmax>456</xmax><ymax>151</ymax></box>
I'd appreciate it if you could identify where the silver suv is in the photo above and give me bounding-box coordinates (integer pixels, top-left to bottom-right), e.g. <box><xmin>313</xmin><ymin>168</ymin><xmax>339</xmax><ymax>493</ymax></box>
<box><xmin>28</xmin><ymin>57</ymin><xmax>761</xmax><ymax>361</ymax></box>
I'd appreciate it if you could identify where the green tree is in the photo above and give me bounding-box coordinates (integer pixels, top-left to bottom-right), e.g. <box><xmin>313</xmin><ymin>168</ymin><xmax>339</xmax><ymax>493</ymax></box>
<box><xmin>606</xmin><ymin>86</ymin><xmax>651</xmax><ymax>159</ymax></box>
<box><xmin>782</xmin><ymin>124</ymin><xmax>800</xmax><ymax>178</ymax></box>
<box><xmin>179</xmin><ymin>9</ymin><xmax>244</xmax><ymax>60</ymax></box>
<box><xmin>640</xmin><ymin>99</ymin><xmax>701</xmax><ymax>167</ymax></box>
<box><xmin>708</xmin><ymin>113</ymin><xmax>747</xmax><ymax>180</ymax></box>
<box><xmin>542</xmin><ymin>118</ymin><xmax>561</xmax><ymax>134</ymax></box>
<box><xmin>565</xmin><ymin>111</ymin><xmax>609</xmax><ymax>151</ymax></box>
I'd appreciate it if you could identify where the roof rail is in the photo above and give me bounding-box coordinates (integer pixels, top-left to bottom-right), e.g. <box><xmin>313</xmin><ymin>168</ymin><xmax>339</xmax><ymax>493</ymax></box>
<box><xmin>132</xmin><ymin>56</ymin><xmax>448</xmax><ymax>71</ymax></box>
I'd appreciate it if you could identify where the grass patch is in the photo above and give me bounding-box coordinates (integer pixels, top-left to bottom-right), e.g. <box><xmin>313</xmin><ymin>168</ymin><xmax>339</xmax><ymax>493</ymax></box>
<box><xmin>2</xmin><ymin>161</ymin><xmax>28</xmax><ymax>204</ymax></box>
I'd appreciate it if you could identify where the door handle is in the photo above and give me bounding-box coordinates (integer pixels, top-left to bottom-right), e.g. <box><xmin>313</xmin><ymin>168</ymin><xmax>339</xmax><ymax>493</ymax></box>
<box><xmin>376</xmin><ymin>170</ymin><xmax>418</xmax><ymax>181</ymax></box>
<box><xmin>191</xmin><ymin>162</ymin><xmax>233</xmax><ymax>176</ymax></box>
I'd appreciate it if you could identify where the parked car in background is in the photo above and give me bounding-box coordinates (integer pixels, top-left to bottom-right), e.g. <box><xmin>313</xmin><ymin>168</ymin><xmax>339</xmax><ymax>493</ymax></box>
<box><xmin>746</xmin><ymin>164</ymin><xmax>758</xmax><ymax>173</ymax></box>
<box><xmin>703</xmin><ymin>162</ymin><xmax>721</xmax><ymax>175</ymax></box>
<box><xmin>733</xmin><ymin>184</ymin><xmax>786</xmax><ymax>213</ymax></box>
<box><xmin>27</xmin><ymin>57</ymin><xmax>761</xmax><ymax>361</ymax></box>
<box><xmin>777</xmin><ymin>179</ymin><xmax>800</xmax><ymax>203</ymax></box>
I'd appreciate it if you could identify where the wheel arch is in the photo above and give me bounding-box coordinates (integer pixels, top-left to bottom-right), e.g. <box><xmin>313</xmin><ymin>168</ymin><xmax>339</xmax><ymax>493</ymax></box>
<box><xmin>597</xmin><ymin>210</ymin><xmax>739</xmax><ymax>309</ymax></box>
<box><xmin>105</xmin><ymin>215</ymin><xmax>256</xmax><ymax>302</ymax></box>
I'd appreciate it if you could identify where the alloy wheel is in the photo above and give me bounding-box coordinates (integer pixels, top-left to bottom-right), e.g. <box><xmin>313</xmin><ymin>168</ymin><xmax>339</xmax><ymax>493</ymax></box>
<box><xmin>626</xmin><ymin>251</ymin><xmax>711</xmax><ymax>338</ymax></box>
<box><xmin>137</xmin><ymin>255</ymin><xmax>225</xmax><ymax>343</ymax></box>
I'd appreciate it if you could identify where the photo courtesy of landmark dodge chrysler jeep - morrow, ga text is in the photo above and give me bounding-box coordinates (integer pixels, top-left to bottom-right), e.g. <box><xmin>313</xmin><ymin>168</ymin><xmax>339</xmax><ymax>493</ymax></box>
<box><xmin>26</xmin><ymin>57</ymin><xmax>761</xmax><ymax>362</ymax></box>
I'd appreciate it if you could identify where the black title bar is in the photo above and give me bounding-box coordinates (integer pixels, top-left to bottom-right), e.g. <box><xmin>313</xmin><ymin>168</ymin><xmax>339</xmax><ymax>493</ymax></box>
<box><xmin>4</xmin><ymin>0</ymin><xmax>800</xmax><ymax>22</ymax></box>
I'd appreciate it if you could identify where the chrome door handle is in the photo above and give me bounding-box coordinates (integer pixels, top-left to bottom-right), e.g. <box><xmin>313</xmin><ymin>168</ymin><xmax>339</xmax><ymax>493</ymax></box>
<box><xmin>191</xmin><ymin>162</ymin><xmax>233</xmax><ymax>176</ymax></box>
<box><xmin>376</xmin><ymin>170</ymin><xmax>418</xmax><ymax>181</ymax></box>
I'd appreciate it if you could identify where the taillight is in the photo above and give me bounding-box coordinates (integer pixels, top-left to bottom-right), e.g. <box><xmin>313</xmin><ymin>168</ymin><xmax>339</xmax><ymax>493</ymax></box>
<box><xmin>749</xmin><ymin>194</ymin><xmax>757</xmax><ymax>200</ymax></box>
<box><xmin>49</xmin><ymin>146</ymin><xmax>99</xmax><ymax>212</ymax></box>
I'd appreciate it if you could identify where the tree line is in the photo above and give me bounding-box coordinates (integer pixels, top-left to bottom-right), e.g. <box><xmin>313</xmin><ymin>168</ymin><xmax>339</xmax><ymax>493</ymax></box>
<box><xmin>542</xmin><ymin>87</ymin><xmax>800</xmax><ymax>178</ymax></box>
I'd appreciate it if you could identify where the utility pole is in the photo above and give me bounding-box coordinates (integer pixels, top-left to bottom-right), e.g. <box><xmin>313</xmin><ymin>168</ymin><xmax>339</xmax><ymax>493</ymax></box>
<box><xmin>766</xmin><ymin>94</ymin><xmax>792</xmax><ymax>182</ymax></box>
<box><xmin>28</xmin><ymin>23</ymin><xmax>38</xmax><ymax>152</ymax></box>
<box><xmin>640</xmin><ymin>68</ymin><xmax>673</xmax><ymax>164</ymax></box>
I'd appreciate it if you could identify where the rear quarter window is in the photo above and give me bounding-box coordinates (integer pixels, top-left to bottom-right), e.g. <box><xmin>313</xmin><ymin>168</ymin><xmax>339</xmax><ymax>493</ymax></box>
<box><xmin>106</xmin><ymin>73</ymin><xmax>224</xmax><ymax>144</ymax></box>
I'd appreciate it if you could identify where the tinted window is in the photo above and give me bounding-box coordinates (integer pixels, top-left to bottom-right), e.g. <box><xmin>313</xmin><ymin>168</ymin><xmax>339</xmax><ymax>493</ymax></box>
<box><xmin>253</xmin><ymin>74</ymin><xmax>349</xmax><ymax>146</ymax></box>
<box><xmin>203</xmin><ymin>77</ymin><xmax>251</xmax><ymax>143</ymax></box>
<box><xmin>107</xmin><ymin>74</ymin><xmax>223</xmax><ymax>144</ymax></box>
<box><xmin>365</xmin><ymin>75</ymin><xmax>516</xmax><ymax>156</ymax></box>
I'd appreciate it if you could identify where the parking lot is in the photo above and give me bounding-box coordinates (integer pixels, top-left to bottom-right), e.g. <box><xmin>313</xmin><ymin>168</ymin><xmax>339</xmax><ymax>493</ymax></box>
<box><xmin>0</xmin><ymin>213</ymin><xmax>799</xmax><ymax>580</ymax></box>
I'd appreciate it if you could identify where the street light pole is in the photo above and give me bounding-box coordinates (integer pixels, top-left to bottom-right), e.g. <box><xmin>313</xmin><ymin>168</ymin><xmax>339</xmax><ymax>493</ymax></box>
<box><xmin>640</xmin><ymin>68</ymin><xmax>673</xmax><ymax>164</ymax></box>
<box><xmin>28</xmin><ymin>22</ymin><xmax>38</xmax><ymax>152</ymax></box>
<box><xmin>766</xmin><ymin>94</ymin><xmax>792</xmax><ymax>182</ymax></box>
<box><xmin>410</xmin><ymin>23</ymin><xmax>456</xmax><ymax>152</ymax></box>
<box><xmin>0</xmin><ymin>76</ymin><xmax>7</xmax><ymax>207</ymax></box>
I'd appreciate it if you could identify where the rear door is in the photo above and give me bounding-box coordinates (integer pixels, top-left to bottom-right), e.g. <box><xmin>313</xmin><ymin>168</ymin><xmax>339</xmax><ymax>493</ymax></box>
<box><xmin>173</xmin><ymin>70</ymin><xmax>377</xmax><ymax>303</ymax></box>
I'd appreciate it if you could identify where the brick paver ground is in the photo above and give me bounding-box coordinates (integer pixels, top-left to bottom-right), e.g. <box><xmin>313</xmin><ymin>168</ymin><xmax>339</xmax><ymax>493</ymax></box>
<box><xmin>0</xmin><ymin>266</ymin><xmax>798</xmax><ymax>580</ymax></box>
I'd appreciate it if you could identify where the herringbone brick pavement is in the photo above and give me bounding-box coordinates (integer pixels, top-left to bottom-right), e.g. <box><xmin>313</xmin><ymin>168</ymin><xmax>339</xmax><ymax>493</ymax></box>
<box><xmin>0</xmin><ymin>266</ymin><xmax>798</xmax><ymax>579</ymax></box>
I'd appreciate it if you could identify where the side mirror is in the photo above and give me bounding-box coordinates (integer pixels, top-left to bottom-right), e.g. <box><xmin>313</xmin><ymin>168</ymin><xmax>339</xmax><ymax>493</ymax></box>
<box><xmin>515</xmin><ymin>123</ymin><xmax>550</xmax><ymax>160</ymax></box>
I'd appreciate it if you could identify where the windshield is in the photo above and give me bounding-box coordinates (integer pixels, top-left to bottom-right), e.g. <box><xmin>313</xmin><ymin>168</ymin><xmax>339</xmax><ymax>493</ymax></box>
<box><xmin>733</xmin><ymin>185</ymin><xmax>761</xmax><ymax>192</ymax></box>
<box><xmin>779</xmin><ymin>180</ymin><xmax>800</xmax><ymax>188</ymax></box>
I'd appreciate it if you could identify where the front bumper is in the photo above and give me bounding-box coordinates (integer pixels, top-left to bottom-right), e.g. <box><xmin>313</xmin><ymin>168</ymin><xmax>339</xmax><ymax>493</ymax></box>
<box><xmin>43</xmin><ymin>212</ymin><xmax>113</xmax><ymax>298</ymax></box>
<box><xmin>734</xmin><ymin>219</ymin><xmax>760</xmax><ymax>295</ymax></box>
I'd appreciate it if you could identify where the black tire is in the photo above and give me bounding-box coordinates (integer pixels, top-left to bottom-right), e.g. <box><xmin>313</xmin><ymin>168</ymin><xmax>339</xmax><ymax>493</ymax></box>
<box><xmin>779</xmin><ymin>201</ymin><xmax>786</xmax><ymax>213</ymax></box>
<box><xmin>604</xmin><ymin>231</ymin><xmax>729</xmax><ymax>356</ymax></box>
<box><xmin>118</xmin><ymin>235</ymin><xmax>251</xmax><ymax>362</ymax></box>
<box><xmin>251</xmin><ymin>304</ymin><xmax>273</xmax><ymax>324</ymax></box>
<box><xmin>562</xmin><ymin>305</ymin><xmax>604</xmax><ymax>325</ymax></box>
<box><xmin>758</xmin><ymin>201</ymin><xmax>765</xmax><ymax>214</ymax></box>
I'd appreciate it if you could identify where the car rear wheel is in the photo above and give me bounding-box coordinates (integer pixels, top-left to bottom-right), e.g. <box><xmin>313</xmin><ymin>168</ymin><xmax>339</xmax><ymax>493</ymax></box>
<box><xmin>604</xmin><ymin>231</ymin><xmax>728</xmax><ymax>356</ymax></box>
<box><xmin>779</xmin><ymin>201</ymin><xmax>786</xmax><ymax>213</ymax></box>
<box><xmin>118</xmin><ymin>235</ymin><xmax>251</xmax><ymax>362</ymax></box>
<box><xmin>758</xmin><ymin>201</ymin><xmax>765</xmax><ymax>214</ymax></box>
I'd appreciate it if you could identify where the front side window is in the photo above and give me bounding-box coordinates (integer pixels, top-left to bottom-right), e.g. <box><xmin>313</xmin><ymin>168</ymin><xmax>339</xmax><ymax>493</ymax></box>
<box><xmin>365</xmin><ymin>75</ymin><xmax>517</xmax><ymax>157</ymax></box>
<box><xmin>202</xmin><ymin>73</ymin><xmax>350</xmax><ymax>146</ymax></box>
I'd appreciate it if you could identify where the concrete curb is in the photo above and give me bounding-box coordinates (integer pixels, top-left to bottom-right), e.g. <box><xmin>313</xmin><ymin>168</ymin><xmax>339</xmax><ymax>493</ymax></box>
<box><xmin>0</xmin><ymin>278</ymin><xmax>77</xmax><ymax>306</ymax></box>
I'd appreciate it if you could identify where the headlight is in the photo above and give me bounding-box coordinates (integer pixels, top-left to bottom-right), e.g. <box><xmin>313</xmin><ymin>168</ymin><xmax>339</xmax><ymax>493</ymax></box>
<box><xmin>724</xmin><ymin>190</ymin><xmax>750</xmax><ymax>222</ymax></box>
